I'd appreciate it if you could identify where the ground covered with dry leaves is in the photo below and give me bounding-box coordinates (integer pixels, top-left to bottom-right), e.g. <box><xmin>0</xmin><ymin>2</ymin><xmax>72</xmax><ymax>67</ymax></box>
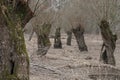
<box><xmin>24</xmin><ymin>34</ymin><xmax>120</xmax><ymax>80</ymax></box>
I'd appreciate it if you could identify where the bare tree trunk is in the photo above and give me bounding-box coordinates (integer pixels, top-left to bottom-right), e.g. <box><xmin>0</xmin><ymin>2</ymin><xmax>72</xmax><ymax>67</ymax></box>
<box><xmin>99</xmin><ymin>20</ymin><xmax>117</xmax><ymax>66</ymax></box>
<box><xmin>36</xmin><ymin>24</ymin><xmax>51</xmax><ymax>56</ymax></box>
<box><xmin>66</xmin><ymin>30</ymin><xmax>72</xmax><ymax>46</ymax></box>
<box><xmin>0</xmin><ymin>12</ymin><xmax>29</xmax><ymax>80</ymax></box>
<box><xmin>54</xmin><ymin>27</ymin><xmax>62</xmax><ymax>49</ymax></box>
<box><xmin>72</xmin><ymin>25</ymin><xmax>88</xmax><ymax>51</ymax></box>
<box><xmin>0</xmin><ymin>0</ymin><xmax>33</xmax><ymax>79</ymax></box>
<box><xmin>0</xmin><ymin>18</ymin><xmax>12</xmax><ymax>79</ymax></box>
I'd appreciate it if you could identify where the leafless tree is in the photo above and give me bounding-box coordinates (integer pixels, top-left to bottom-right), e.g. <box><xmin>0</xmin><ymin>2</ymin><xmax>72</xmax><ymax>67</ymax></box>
<box><xmin>54</xmin><ymin>27</ymin><xmax>62</xmax><ymax>48</ymax></box>
<box><xmin>83</xmin><ymin>0</ymin><xmax>120</xmax><ymax>65</ymax></box>
<box><xmin>29</xmin><ymin>0</ymin><xmax>57</xmax><ymax>56</ymax></box>
<box><xmin>0</xmin><ymin>0</ymin><xmax>34</xmax><ymax>79</ymax></box>
<box><xmin>56</xmin><ymin>0</ymin><xmax>88</xmax><ymax>51</ymax></box>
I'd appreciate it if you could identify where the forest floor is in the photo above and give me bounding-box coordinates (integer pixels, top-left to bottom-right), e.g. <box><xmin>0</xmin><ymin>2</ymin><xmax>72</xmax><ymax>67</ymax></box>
<box><xmin>24</xmin><ymin>34</ymin><xmax>120</xmax><ymax>80</ymax></box>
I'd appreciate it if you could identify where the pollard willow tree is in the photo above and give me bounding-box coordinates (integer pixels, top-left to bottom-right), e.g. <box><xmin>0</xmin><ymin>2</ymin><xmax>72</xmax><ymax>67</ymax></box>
<box><xmin>84</xmin><ymin>0</ymin><xmax>120</xmax><ymax>65</ymax></box>
<box><xmin>29</xmin><ymin>0</ymin><xmax>56</xmax><ymax>56</ymax></box>
<box><xmin>66</xmin><ymin>30</ymin><xmax>72</xmax><ymax>46</ymax></box>
<box><xmin>70</xmin><ymin>0</ymin><xmax>88</xmax><ymax>51</ymax></box>
<box><xmin>0</xmin><ymin>0</ymin><xmax>34</xmax><ymax>79</ymax></box>
<box><xmin>58</xmin><ymin>0</ymin><xmax>88</xmax><ymax>51</ymax></box>
<box><xmin>51</xmin><ymin>0</ymin><xmax>66</xmax><ymax>49</ymax></box>
<box><xmin>51</xmin><ymin>0</ymin><xmax>73</xmax><ymax>47</ymax></box>
<box><xmin>54</xmin><ymin>27</ymin><xmax>62</xmax><ymax>48</ymax></box>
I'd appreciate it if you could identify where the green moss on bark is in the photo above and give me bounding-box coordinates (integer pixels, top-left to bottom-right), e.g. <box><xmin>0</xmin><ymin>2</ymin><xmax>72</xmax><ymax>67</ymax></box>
<box><xmin>1</xmin><ymin>2</ymin><xmax>29</xmax><ymax>80</ymax></box>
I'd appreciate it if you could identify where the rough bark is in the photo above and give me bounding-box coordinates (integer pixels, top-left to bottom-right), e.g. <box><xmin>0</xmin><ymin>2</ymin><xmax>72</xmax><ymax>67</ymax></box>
<box><xmin>13</xmin><ymin>0</ymin><xmax>33</xmax><ymax>28</ymax></box>
<box><xmin>54</xmin><ymin>27</ymin><xmax>62</xmax><ymax>49</ymax></box>
<box><xmin>72</xmin><ymin>25</ymin><xmax>88</xmax><ymax>51</ymax></box>
<box><xmin>99</xmin><ymin>20</ymin><xmax>117</xmax><ymax>66</ymax></box>
<box><xmin>66</xmin><ymin>30</ymin><xmax>72</xmax><ymax>46</ymax></box>
<box><xmin>0</xmin><ymin>0</ymin><xmax>33</xmax><ymax>80</ymax></box>
<box><xmin>35</xmin><ymin>24</ymin><xmax>51</xmax><ymax>56</ymax></box>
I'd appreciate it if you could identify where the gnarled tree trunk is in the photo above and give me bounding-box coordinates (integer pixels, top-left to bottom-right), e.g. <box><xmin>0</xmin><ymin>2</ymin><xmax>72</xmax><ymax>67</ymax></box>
<box><xmin>35</xmin><ymin>24</ymin><xmax>51</xmax><ymax>56</ymax></box>
<box><xmin>54</xmin><ymin>27</ymin><xmax>62</xmax><ymax>49</ymax></box>
<box><xmin>0</xmin><ymin>0</ymin><xmax>33</xmax><ymax>80</ymax></box>
<box><xmin>72</xmin><ymin>25</ymin><xmax>88</xmax><ymax>51</ymax></box>
<box><xmin>99</xmin><ymin>20</ymin><xmax>117</xmax><ymax>66</ymax></box>
<box><xmin>66</xmin><ymin>30</ymin><xmax>72</xmax><ymax>46</ymax></box>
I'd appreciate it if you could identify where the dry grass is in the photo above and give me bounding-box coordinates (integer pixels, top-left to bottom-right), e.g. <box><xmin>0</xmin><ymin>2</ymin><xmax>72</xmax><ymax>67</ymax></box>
<box><xmin>24</xmin><ymin>33</ymin><xmax>120</xmax><ymax>80</ymax></box>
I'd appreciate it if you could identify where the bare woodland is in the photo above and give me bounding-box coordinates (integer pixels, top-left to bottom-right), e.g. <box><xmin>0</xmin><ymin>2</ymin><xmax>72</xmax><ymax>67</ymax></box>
<box><xmin>0</xmin><ymin>0</ymin><xmax>120</xmax><ymax>80</ymax></box>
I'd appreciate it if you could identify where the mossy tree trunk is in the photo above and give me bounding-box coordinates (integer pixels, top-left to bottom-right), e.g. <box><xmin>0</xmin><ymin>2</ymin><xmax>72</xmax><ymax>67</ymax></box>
<box><xmin>54</xmin><ymin>27</ymin><xmax>62</xmax><ymax>49</ymax></box>
<box><xmin>66</xmin><ymin>30</ymin><xmax>72</xmax><ymax>46</ymax></box>
<box><xmin>72</xmin><ymin>25</ymin><xmax>88</xmax><ymax>52</ymax></box>
<box><xmin>99</xmin><ymin>20</ymin><xmax>117</xmax><ymax>66</ymax></box>
<box><xmin>35</xmin><ymin>24</ymin><xmax>51</xmax><ymax>56</ymax></box>
<box><xmin>0</xmin><ymin>0</ymin><xmax>33</xmax><ymax>80</ymax></box>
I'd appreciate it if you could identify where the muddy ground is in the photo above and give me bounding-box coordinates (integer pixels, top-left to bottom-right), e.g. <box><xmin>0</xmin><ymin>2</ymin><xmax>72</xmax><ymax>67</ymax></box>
<box><xmin>24</xmin><ymin>34</ymin><xmax>120</xmax><ymax>80</ymax></box>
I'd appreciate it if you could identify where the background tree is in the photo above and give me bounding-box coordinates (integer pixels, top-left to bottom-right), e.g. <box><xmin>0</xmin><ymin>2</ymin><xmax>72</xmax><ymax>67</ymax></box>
<box><xmin>54</xmin><ymin>27</ymin><xmax>62</xmax><ymax>48</ymax></box>
<box><xmin>29</xmin><ymin>0</ymin><xmax>56</xmax><ymax>56</ymax></box>
<box><xmin>99</xmin><ymin>20</ymin><xmax>117</xmax><ymax>66</ymax></box>
<box><xmin>66</xmin><ymin>30</ymin><xmax>72</xmax><ymax>46</ymax></box>
<box><xmin>83</xmin><ymin>0</ymin><xmax>120</xmax><ymax>65</ymax></box>
<box><xmin>72</xmin><ymin>25</ymin><xmax>88</xmax><ymax>51</ymax></box>
<box><xmin>52</xmin><ymin>0</ymin><xmax>88</xmax><ymax>51</ymax></box>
